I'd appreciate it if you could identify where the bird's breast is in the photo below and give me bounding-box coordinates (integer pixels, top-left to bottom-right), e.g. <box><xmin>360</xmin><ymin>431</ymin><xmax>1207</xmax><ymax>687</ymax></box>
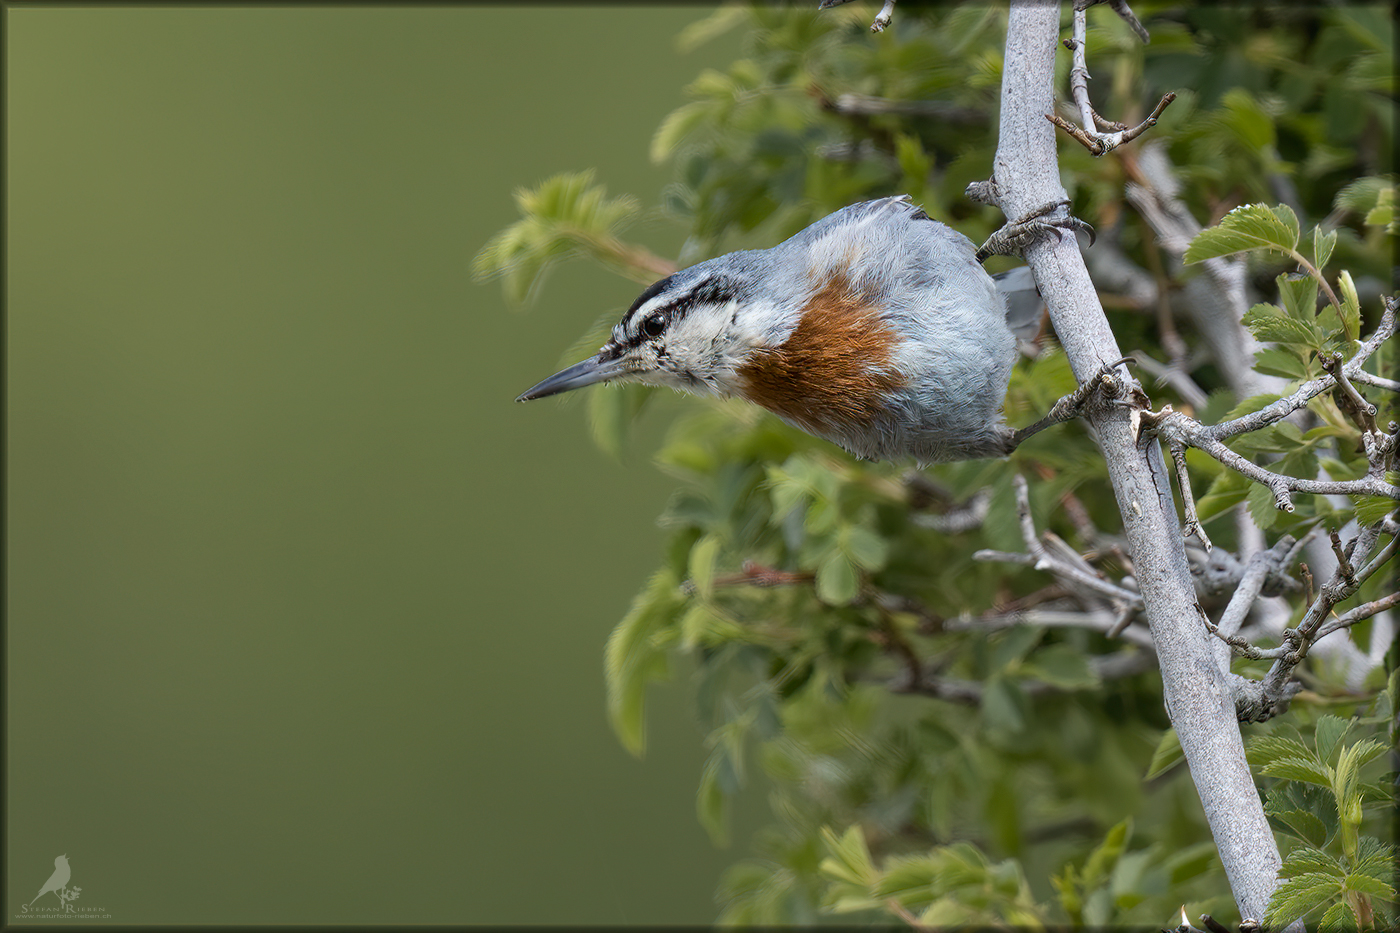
<box><xmin>736</xmin><ymin>272</ymin><xmax>906</xmax><ymax>438</ymax></box>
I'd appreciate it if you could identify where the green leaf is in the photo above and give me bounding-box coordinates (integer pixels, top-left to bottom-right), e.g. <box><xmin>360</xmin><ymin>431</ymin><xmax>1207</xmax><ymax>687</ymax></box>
<box><xmin>1315</xmin><ymin>714</ymin><xmax>1352</xmax><ymax>764</ymax></box>
<box><xmin>1184</xmin><ymin>203</ymin><xmax>1301</xmax><ymax>264</ymax></box>
<box><xmin>1272</xmin><ymin>808</ymin><xmax>1331</xmax><ymax>847</ymax></box>
<box><xmin>1343</xmin><ymin>737</ymin><xmax>1392</xmax><ymax>769</ymax></box>
<box><xmin>651</xmin><ymin>101</ymin><xmax>710</xmax><ymax>163</ymax></box>
<box><xmin>1197</xmin><ymin>468</ymin><xmax>1252</xmax><ymax>522</ymax></box>
<box><xmin>1365</xmin><ymin>184</ymin><xmax>1395</xmax><ymax>231</ymax></box>
<box><xmin>688</xmin><ymin>533</ymin><xmax>722</xmax><ymax>602</ymax></box>
<box><xmin>697</xmin><ymin>748</ymin><xmax>731</xmax><ymax>846</ymax></box>
<box><xmin>1344</xmin><ymin>870</ymin><xmax>1397</xmax><ymax>900</ymax></box>
<box><xmin>873</xmin><ymin>854</ymin><xmax>938</xmax><ymax>905</ymax></box>
<box><xmin>587</xmin><ymin>383</ymin><xmax>654</xmax><ymax>459</ymax></box>
<box><xmin>980</xmin><ymin>676</ymin><xmax>1025</xmax><ymax>733</ymax></box>
<box><xmin>1222</xmin><ymin>392</ymin><xmax>1285</xmax><ymax>422</ymax></box>
<box><xmin>1243</xmin><ymin>302</ymin><xmax>1319</xmax><ymax>346</ymax></box>
<box><xmin>1248</xmin><ymin>480</ymin><xmax>1280</xmax><ymax>530</ymax></box>
<box><xmin>1280</xmin><ymin>845</ymin><xmax>1344</xmax><ymax>877</ymax></box>
<box><xmin>1262</xmin><ymin>756</ymin><xmax>1334</xmax><ymax>786</ymax></box>
<box><xmin>1336</xmin><ymin>270</ymin><xmax>1361</xmax><ymax>341</ymax></box>
<box><xmin>819</xmin><ymin>825</ymin><xmax>878</xmax><ymax>887</ymax></box>
<box><xmin>1145</xmin><ymin>727</ymin><xmax>1184</xmax><ymax>779</ymax></box>
<box><xmin>1249</xmin><ymin>733</ymin><xmax>1322</xmax><ymax>769</ymax></box>
<box><xmin>815</xmin><ymin>550</ymin><xmax>859</xmax><ymax>605</ymax></box>
<box><xmin>841</xmin><ymin>522</ymin><xmax>889</xmax><ymax>572</ymax></box>
<box><xmin>1278</xmin><ymin>272</ymin><xmax>1320</xmax><ymax>322</ymax></box>
<box><xmin>1313</xmin><ymin>225</ymin><xmax>1338</xmax><ymax>270</ymax></box>
<box><xmin>605</xmin><ymin>570</ymin><xmax>684</xmax><ymax>756</ymax></box>
<box><xmin>1318</xmin><ymin>899</ymin><xmax>1359</xmax><ymax>932</ymax></box>
<box><xmin>1253</xmin><ymin>346</ymin><xmax>1312</xmax><ymax>380</ymax></box>
<box><xmin>1081</xmin><ymin>818</ymin><xmax>1131</xmax><ymax>890</ymax></box>
<box><xmin>1351</xmin><ymin>494</ymin><xmax>1395</xmax><ymax>528</ymax></box>
<box><xmin>1266</xmin><ymin>872</ymin><xmax>1343</xmax><ymax>926</ymax></box>
<box><xmin>1020</xmin><ymin>644</ymin><xmax>1101</xmax><ymax>689</ymax></box>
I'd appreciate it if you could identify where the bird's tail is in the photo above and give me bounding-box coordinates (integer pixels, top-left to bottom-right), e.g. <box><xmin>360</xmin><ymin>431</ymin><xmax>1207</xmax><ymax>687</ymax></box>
<box><xmin>992</xmin><ymin>266</ymin><xmax>1044</xmax><ymax>342</ymax></box>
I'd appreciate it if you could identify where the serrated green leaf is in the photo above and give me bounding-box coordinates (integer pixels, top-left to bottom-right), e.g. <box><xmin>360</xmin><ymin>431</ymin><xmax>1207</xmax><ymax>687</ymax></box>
<box><xmin>1278</xmin><ymin>272</ymin><xmax>1320</xmax><ymax>322</ymax></box>
<box><xmin>1345</xmin><ymin>738</ymin><xmax>1392</xmax><ymax>770</ymax></box>
<box><xmin>1344</xmin><ymin>870</ymin><xmax>1397</xmax><ymax>900</ymax></box>
<box><xmin>1315</xmin><ymin>714</ymin><xmax>1352</xmax><ymax>764</ymax></box>
<box><xmin>1184</xmin><ymin>203</ymin><xmax>1301</xmax><ymax>263</ymax></box>
<box><xmin>1266</xmin><ymin>872</ymin><xmax>1344</xmax><ymax>926</ymax></box>
<box><xmin>1281</xmin><ymin>845</ymin><xmax>1345</xmax><ymax>877</ymax></box>
<box><xmin>1272</xmin><ymin>809</ymin><xmax>1331</xmax><ymax>847</ymax></box>
<box><xmin>1351</xmin><ymin>494</ymin><xmax>1395</xmax><ymax>527</ymax></box>
<box><xmin>1249</xmin><ymin>733</ymin><xmax>1321</xmax><ymax>768</ymax></box>
<box><xmin>1254</xmin><ymin>346</ymin><xmax>1312</xmax><ymax>380</ymax></box>
<box><xmin>1233</xmin><ymin>424</ymin><xmax>1300</xmax><ymax>453</ymax></box>
<box><xmin>1248</xmin><ymin>481</ymin><xmax>1280</xmax><ymax>529</ymax></box>
<box><xmin>1313</xmin><ymin>225</ymin><xmax>1338</xmax><ymax>270</ymax></box>
<box><xmin>1146</xmin><ymin>727</ymin><xmax>1184</xmax><ymax>779</ymax></box>
<box><xmin>1263</xmin><ymin>756</ymin><xmax>1334</xmax><ymax>786</ymax></box>
<box><xmin>815</xmin><ymin>550</ymin><xmax>859</xmax><ymax>605</ymax></box>
<box><xmin>1318</xmin><ymin>899</ymin><xmax>1359</xmax><ymax>932</ymax></box>
<box><xmin>1243</xmin><ymin>302</ymin><xmax>1321</xmax><ymax>346</ymax></box>
<box><xmin>1222</xmin><ymin>392</ymin><xmax>1285</xmax><ymax>422</ymax></box>
<box><xmin>1197</xmin><ymin>468</ymin><xmax>1252</xmax><ymax>521</ymax></box>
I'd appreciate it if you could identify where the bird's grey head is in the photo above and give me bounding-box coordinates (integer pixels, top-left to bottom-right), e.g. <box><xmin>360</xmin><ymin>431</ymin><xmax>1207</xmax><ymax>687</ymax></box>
<box><xmin>517</xmin><ymin>255</ymin><xmax>782</xmax><ymax>403</ymax></box>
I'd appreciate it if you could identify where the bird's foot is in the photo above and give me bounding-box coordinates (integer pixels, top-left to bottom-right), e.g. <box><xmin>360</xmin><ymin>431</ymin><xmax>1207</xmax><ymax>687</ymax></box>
<box><xmin>976</xmin><ymin>199</ymin><xmax>1095</xmax><ymax>263</ymax></box>
<box><xmin>1008</xmin><ymin>356</ymin><xmax>1137</xmax><ymax>449</ymax></box>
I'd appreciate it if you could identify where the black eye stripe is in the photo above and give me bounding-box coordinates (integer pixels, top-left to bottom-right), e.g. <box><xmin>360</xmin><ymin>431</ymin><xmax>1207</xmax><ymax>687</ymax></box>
<box><xmin>617</xmin><ymin>274</ymin><xmax>740</xmax><ymax>347</ymax></box>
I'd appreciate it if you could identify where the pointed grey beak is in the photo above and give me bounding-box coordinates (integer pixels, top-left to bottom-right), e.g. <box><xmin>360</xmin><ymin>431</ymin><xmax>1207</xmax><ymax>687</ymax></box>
<box><xmin>516</xmin><ymin>352</ymin><xmax>629</xmax><ymax>402</ymax></box>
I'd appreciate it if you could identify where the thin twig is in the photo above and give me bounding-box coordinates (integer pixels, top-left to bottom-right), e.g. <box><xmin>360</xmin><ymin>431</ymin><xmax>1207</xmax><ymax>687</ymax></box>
<box><xmin>1329</xmin><ymin>529</ymin><xmax>1356</xmax><ymax>586</ymax></box>
<box><xmin>1168</xmin><ymin>440</ymin><xmax>1212</xmax><ymax>550</ymax></box>
<box><xmin>974</xmin><ymin>475</ymin><xmax>1147</xmax><ymax>607</ymax></box>
<box><xmin>1348</xmin><ymin>370</ymin><xmax>1400</xmax><ymax>393</ymax></box>
<box><xmin>1138</xmin><ymin>407</ymin><xmax>1400</xmax><ymax>511</ymax></box>
<box><xmin>1323</xmin><ymin>352</ymin><xmax>1379</xmax><ymax>434</ymax></box>
<box><xmin>1314</xmin><ymin>591</ymin><xmax>1400</xmax><ymax>642</ymax></box>
<box><xmin>1210</xmin><ymin>297</ymin><xmax>1395</xmax><ymax>441</ymax></box>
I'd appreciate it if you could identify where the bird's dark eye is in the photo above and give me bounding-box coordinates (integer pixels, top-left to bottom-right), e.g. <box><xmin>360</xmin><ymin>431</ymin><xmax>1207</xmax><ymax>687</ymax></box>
<box><xmin>640</xmin><ymin>314</ymin><xmax>666</xmax><ymax>339</ymax></box>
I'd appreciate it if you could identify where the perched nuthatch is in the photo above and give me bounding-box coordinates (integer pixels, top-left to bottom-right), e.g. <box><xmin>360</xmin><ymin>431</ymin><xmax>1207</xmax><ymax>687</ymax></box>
<box><xmin>519</xmin><ymin>195</ymin><xmax>1097</xmax><ymax>463</ymax></box>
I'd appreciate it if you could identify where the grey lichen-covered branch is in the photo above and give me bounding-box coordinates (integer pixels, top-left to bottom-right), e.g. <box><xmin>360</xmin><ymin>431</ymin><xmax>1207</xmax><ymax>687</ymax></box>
<box><xmin>1231</xmin><ymin>522</ymin><xmax>1397</xmax><ymax>721</ymax></box>
<box><xmin>1138</xmin><ymin>297</ymin><xmax>1400</xmax><ymax>512</ymax></box>
<box><xmin>985</xmin><ymin>1</ymin><xmax>1289</xmax><ymax>920</ymax></box>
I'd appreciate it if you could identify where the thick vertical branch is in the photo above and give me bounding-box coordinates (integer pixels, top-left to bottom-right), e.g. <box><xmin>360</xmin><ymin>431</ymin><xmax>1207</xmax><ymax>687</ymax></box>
<box><xmin>989</xmin><ymin>2</ymin><xmax>1283</xmax><ymax>920</ymax></box>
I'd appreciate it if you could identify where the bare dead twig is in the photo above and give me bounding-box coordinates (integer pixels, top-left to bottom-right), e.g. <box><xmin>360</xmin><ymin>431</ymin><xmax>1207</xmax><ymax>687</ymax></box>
<box><xmin>1050</xmin><ymin>2</ymin><xmax>1173</xmax><ymax>156</ymax></box>
<box><xmin>973</xmin><ymin>475</ymin><xmax>1147</xmax><ymax>609</ymax></box>
<box><xmin>1167</xmin><ymin>441</ymin><xmax>1212</xmax><ymax>550</ymax></box>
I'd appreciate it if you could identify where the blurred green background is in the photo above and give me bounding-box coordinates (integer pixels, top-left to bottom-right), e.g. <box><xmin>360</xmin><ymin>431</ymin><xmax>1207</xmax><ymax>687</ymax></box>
<box><xmin>6</xmin><ymin>6</ymin><xmax>758</xmax><ymax>924</ymax></box>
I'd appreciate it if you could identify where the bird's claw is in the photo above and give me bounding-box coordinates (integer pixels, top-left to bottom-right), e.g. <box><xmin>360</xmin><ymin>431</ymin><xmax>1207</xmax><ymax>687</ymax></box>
<box><xmin>976</xmin><ymin>199</ymin><xmax>1095</xmax><ymax>262</ymax></box>
<box><xmin>1008</xmin><ymin>356</ymin><xmax>1138</xmax><ymax>449</ymax></box>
